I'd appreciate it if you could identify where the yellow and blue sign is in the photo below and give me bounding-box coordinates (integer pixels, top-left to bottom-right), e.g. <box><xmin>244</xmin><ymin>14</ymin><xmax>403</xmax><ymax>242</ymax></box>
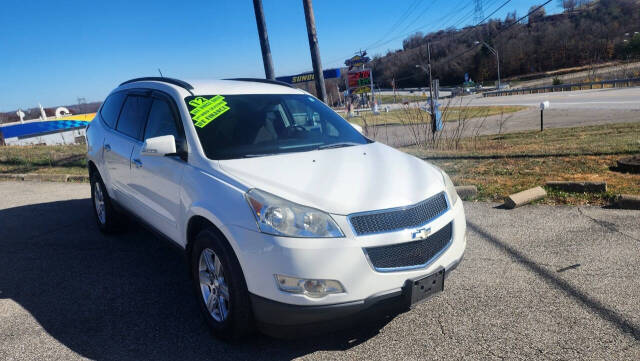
<box><xmin>0</xmin><ymin>120</ymin><xmax>89</xmax><ymax>139</ymax></box>
<box><xmin>276</xmin><ymin>68</ymin><xmax>341</xmax><ymax>85</ymax></box>
<box><xmin>345</xmin><ymin>54</ymin><xmax>370</xmax><ymax>70</ymax></box>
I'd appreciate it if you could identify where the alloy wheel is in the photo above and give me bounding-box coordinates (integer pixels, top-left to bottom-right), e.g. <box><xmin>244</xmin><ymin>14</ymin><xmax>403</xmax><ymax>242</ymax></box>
<box><xmin>198</xmin><ymin>248</ymin><xmax>230</xmax><ymax>322</ymax></box>
<box><xmin>94</xmin><ymin>183</ymin><xmax>106</xmax><ymax>225</ymax></box>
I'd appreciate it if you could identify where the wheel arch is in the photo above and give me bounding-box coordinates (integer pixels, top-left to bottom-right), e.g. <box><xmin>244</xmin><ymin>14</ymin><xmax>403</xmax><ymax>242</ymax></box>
<box><xmin>185</xmin><ymin>214</ymin><xmax>240</xmax><ymax>272</ymax></box>
<box><xmin>87</xmin><ymin>160</ymin><xmax>98</xmax><ymax>178</ymax></box>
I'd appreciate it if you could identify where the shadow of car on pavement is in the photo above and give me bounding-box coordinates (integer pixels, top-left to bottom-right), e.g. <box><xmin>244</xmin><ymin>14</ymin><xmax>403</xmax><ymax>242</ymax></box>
<box><xmin>0</xmin><ymin>198</ymin><xmax>397</xmax><ymax>360</ymax></box>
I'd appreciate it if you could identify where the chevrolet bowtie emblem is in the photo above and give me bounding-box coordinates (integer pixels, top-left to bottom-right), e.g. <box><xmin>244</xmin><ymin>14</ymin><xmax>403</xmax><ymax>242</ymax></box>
<box><xmin>411</xmin><ymin>227</ymin><xmax>431</xmax><ymax>240</ymax></box>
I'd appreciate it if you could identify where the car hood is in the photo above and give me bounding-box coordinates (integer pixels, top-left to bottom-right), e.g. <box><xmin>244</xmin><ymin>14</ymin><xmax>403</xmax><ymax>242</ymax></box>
<box><xmin>218</xmin><ymin>142</ymin><xmax>444</xmax><ymax>215</ymax></box>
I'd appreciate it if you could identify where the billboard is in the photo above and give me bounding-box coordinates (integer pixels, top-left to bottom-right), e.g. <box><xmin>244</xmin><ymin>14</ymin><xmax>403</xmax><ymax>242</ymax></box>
<box><xmin>347</xmin><ymin>69</ymin><xmax>373</xmax><ymax>95</ymax></box>
<box><xmin>276</xmin><ymin>68</ymin><xmax>341</xmax><ymax>84</ymax></box>
<box><xmin>344</xmin><ymin>54</ymin><xmax>370</xmax><ymax>70</ymax></box>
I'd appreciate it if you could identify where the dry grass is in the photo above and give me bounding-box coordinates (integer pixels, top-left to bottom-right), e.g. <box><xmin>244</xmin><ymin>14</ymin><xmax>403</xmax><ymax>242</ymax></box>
<box><xmin>345</xmin><ymin>105</ymin><xmax>528</xmax><ymax>127</ymax></box>
<box><xmin>405</xmin><ymin>122</ymin><xmax>640</xmax><ymax>157</ymax></box>
<box><xmin>376</xmin><ymin>94</ymin><xmax>429</xmax><ymax>104</ymax></box>
<box><xmin>0</xmin><ymin>144</ymin><xmax>87</xmax><ymax>175</ymax></box>
<box><xmin>402</xmin><ymin>122</ymin><xmax>640</xmax><ymax>205</ymax></box>
<box><xmin>430</xmin><ymin>155</ymin><xmax>638</xmax><ymax>205</ymax></box>
<box><xmin>1</xmin><ymin>123</ymin><xmax>638</xmax><ymax>206</ymax></box>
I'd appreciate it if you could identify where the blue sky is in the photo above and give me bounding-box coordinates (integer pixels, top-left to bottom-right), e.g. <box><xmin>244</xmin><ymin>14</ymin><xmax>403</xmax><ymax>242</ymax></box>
<box><xmin>0</xmin><ymin>0</ymin><xmax>560</xmax><ymax>111</ymax></box>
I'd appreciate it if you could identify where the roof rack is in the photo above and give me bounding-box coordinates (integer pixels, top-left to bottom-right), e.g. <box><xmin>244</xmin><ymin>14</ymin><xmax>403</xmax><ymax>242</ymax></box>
<box><xmin>119</xmin><ymin>77</ymin><xmax>194</xmax><ymax>94</ymax></box>
<box><xmin>224</xmin><ymin>78</ymin><xmax>294</xmax><ymax>88</ymax></box>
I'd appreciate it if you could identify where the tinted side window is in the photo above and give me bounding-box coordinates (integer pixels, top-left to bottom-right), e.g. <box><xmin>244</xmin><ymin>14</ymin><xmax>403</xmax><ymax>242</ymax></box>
<box><xmin>144</xmin><ymin>99</ymin><xmax>180</xmax><ymax>141</ymax></box>
<box><xmin>116</xmin><ymin>95</ymin><xmax>152</xmax><ymax>140</ymax></box>
<box><xmin>100</xmin><ymin>92</ymin><xmax>126</xmax><ymax>128</ymax></box>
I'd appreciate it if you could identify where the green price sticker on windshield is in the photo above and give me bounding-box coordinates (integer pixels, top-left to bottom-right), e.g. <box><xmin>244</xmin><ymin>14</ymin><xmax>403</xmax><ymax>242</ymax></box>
<box><xmin>188</xmin><ymin>95</ymin><xmax>230</xmax><ymax>128</ymax></box>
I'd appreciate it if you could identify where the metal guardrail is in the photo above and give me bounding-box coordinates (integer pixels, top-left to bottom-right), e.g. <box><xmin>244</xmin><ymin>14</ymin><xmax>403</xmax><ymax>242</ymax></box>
<box><xmin>483</xmin><ymin>77</ymin><xmax>640</xmax><ymax>97</ymax></box>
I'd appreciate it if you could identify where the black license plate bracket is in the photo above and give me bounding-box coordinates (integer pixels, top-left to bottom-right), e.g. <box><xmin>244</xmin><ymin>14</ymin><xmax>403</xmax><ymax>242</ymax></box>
<box><xmin>404</xmin><ymin>269</ymin><xmax>445</xmax><ymax>306</ymax></box>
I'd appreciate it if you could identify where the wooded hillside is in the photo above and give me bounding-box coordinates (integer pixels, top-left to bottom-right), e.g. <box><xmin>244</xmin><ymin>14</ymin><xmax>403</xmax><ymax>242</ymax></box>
<box><xmin>372</xmin><ymin>0</ymin><xmax>640</xmax><ymax>87</ymax></box>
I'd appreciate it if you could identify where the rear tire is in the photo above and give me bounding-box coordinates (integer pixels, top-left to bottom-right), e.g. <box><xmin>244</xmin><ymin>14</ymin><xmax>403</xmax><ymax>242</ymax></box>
<box><xmin>191</xmin><ymin>228</ymin><xmax>253</xmax><ymax>341</ymax></box>
<box><xmin>90</xmin><ymin>172</ymin><xmax>125</xmax><ymax>233</ymax></box>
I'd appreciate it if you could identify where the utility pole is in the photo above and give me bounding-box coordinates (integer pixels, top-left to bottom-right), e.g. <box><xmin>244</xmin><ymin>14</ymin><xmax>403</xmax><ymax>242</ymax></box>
<box><xmin>302</xmin><ymin>0</ymin><xmax>327</xmax><ymax>102</ymax></box>
<box><xmin>427</xmin><ymin>42</ymin><xmax>436</xmax><ymax>136</ymax></box>
<box><xmin>253</xmin><ymin>0</ymin><xmax>275</xmax><ymax>79</ymax></box>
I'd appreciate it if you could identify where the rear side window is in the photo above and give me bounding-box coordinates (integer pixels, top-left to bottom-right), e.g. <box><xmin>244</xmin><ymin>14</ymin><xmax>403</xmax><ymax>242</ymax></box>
<box><xmin>116</xmin><ymin>95</ymin><xmax>152</xmax><ymax>140</ymax></box>
<box><xmin>100</xmin><ymin>92</ymin><xmax>126</xmax><ymax>128</ymax></box>
<box><xmin>144</xmin><ymin>99</ymin><xmax>180</xmax><ymax>141</ymax></box>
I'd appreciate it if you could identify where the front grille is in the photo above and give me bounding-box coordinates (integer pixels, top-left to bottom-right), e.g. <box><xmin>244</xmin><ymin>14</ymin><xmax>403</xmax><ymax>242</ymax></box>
<box><xmin>364</xmin><ymin>222</ymin><xmax>452</xmax><ymax>271</ymax></box>
<box><xmin>349</xmin><ymin>192</ymin><xmax>448</xmax><ymax>235</ymax></box>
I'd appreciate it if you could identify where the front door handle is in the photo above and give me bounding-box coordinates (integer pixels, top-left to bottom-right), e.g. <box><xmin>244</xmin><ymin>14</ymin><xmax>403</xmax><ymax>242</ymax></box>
<box><xmin>133</xmin><ymin>158</ymin><xmax>143</xmax><ymax>168</ymax></box>
<box><xmin>104</xmin><ymin>144</ymin><xmax>111</xmax><ymax>152</ymax></box>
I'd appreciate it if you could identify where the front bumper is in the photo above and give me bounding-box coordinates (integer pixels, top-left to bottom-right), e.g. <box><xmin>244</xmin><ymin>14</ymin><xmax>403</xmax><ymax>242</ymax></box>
<box><xmin>251</xmin><ymin>253</ymin><xmax>464</xmax><ymax>337</ymax></box>
<box><xmin>226</xmin><ymin>196</ymin><xmax>466</xmax><ymax>314</ymax></box>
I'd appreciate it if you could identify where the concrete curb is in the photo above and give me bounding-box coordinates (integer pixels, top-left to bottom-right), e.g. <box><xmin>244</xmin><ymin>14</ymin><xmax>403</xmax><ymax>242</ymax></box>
<box><xmin>0</xmin><ymin>173</ymin><xmax>89</xmax><ymax>183</ymax></box>
<box><xmin>545</xmin><ymin>181</ymin><xmax>607</xmax><ymax>193</ymax></box>
<box><xmin>504</xmin><ymin>186</ymin><xmax>547</xmax><ymax>209</ymax></box>
<box><xmin>455</xmin><ymin>185</ymin><xmax>478</xmax><ymax>200</ymax></box>
<box><xmin>613</xmin><ymin>194</ymin><xmax>640</xmax><ymax>210</ymax></box>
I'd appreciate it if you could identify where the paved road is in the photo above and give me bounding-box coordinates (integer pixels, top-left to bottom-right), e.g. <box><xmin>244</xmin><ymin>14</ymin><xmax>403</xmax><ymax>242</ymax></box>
<box><xmin>511</xmin><ymin>62</ymin><xmax>640</xmax><ymax>88</ymax></box>
<box><xmin>1</xmin><ymin>181</ymin><xmax>639</xmax><ymax>360</ymax></box>
<box><xmin>465</xmin><ymin>87</ymin><xmax>640</xmax><ymax>110</ymax></box>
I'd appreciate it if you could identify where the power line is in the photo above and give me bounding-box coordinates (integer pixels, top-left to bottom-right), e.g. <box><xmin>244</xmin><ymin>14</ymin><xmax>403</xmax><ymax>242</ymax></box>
<box><xmin>447</xmin><ymin>0</ymin><xmax>501</xmax><ymax>31</ymax></box>
<box><xmin>318</xmin><ymin>0</ymin><xmax>474</xmax><ymax>71</ymax></box>
<box><xmin>440</xmin><ymin>0</ymin><xmax>552</xmax><ymax>64</ymax></box>
<box><xmin>364</xmin><ymin>1</ymin><xmax>475</xmax><ymax>55</ymax></box>
<box><xmin>323</xmin><ymin>0</ymin><xmax>444</xmax><ymax>69</ymax></box>
<box><xmin>291</xmin><ymin>0</ymin><xmax>428</xmax><ymax>74</ymax></box>
<box><xmin>363</xmin><ymin>0</ymin><xmax>423</xmax><ymax>50</ymax></box>
<box><xmin>373</xmin><ymin>0</ymin><xmax>514</xmax><ymax>86</ymax></box>
<box><xmin>474</xmin><ymin>0</ymin><xmax>485</xmax><ymax>24</ymax></box>
<box><xmin>446</xmin><ymin>0</ymin><xmax>511</xmax><ymax>40</ymax></box>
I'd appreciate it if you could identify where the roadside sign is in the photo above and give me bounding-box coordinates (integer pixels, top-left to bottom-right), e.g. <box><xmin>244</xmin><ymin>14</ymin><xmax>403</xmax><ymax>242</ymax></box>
<box><xmin>345</xmin><ymin>54</ymin><xmax>370</xmax><ymax>70</ymax></box>
<box><xmin>347</xmin><ymin>67</ymin><xmax>374</xmax><ymax>101</ymax></box>
<box><xmin>435</xmin><ymin>103</ymin><xmax>443</xmax><ymax>131</ymax></box>
<box><xmin>348</xmin><ymin>69</ymin><xmax>371</xmax><ymax>88</ymax></box>
<box><xmin>353</xmin><ymin>86</ymin><xmax>371</xmax><ymax>94</ymax></box>
<box><xmin>276</xmin><ymin>68</ymin><xmax>341</xmax><ymax>84</ymax></box>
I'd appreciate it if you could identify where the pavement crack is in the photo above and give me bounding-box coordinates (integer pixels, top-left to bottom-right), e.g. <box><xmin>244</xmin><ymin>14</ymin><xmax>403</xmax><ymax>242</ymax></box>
<box><xmin>436</xmin><ymin>315</ymin><xmax>446</xmax><ymax>337</ymax></box>
<box><xmin>576</xmin><ymin>207</ymin><xmax>640</xmax><ymax>243</ymax></box>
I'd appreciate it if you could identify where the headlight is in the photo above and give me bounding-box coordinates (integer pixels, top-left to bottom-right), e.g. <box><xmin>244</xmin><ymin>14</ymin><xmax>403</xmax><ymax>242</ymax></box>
<box><xmin>442</xmin><ymin>170</ymin><xmax>458</xmax><ymax>206</ymax></box>
<box><xmin>245</xmin><ymin>188</ymin><xmax>344</xmax><ymax>238</ymax></box>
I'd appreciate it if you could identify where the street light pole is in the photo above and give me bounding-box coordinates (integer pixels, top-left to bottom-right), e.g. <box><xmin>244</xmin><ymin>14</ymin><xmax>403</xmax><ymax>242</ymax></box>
<box><xmin>476</xmin><ymin>41</ymin><xmax>500</xmax><ymax>89</ymax></box>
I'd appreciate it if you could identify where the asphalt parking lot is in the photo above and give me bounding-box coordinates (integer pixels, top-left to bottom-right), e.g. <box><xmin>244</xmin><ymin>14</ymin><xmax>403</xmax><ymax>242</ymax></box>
<box><xmin>1</xmin><ymin>181</ymin><xmax>639</xmax><ymax>360</ymax></box>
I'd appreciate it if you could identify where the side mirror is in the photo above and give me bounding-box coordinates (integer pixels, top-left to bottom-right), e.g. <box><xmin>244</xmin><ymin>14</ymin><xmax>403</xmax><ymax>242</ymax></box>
<box><xmin>141</xmin><ymin>135</ymin><xmax>176</xmax><ymax>156</ymax></box>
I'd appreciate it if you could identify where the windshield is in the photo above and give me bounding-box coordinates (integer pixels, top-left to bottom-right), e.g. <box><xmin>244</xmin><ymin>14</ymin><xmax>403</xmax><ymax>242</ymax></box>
<box><xmin>185</xmin><ymin>94</ymin><xmax>370</xmax><ymax>160</ymax></box>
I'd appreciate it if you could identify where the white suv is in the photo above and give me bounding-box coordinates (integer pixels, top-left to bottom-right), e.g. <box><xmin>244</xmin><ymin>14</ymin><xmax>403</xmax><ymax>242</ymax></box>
<box><xmin>86</xmin><ymin>77</ymin><xmax>466</xmax><ymax>340</ymax></box>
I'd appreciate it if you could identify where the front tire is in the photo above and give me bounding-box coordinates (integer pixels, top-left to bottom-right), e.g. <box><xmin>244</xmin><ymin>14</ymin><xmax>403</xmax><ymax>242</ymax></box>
<box><xmin>191</xmin><ymin>229</ymin><xmax>252</xmax><ymax>341</ymax></box>
<box><xmin>90</xmin><ymin>172</ymin><xmax>124</xmax><ymax>233</ymax></box>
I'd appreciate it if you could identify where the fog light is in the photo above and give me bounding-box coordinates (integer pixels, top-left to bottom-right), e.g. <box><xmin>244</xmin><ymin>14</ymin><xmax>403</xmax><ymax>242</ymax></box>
<box><xmin>275</xmin><ymin>275</ymin><xmax>345</xmax><ymax>298</ymax></box>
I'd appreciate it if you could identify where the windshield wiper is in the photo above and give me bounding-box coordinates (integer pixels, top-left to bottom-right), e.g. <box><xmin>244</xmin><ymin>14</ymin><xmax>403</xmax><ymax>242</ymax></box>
<box><xmin>317</xmin><ymin>142</ymin><xmax>359</xmax><ymax>150</ymax></box>
<box><xmin>243</xmin><ymin>153</ymin><xmax>278</xmax><ymax>158</ymax></box>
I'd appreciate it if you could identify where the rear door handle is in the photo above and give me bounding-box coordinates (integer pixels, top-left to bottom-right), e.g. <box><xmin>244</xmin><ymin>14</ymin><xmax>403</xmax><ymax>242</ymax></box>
<box><xmin>104</xmin><ymin>144</ymin><xmax>111</xmax><ymax>152</ymax></box>
<box><xmin>133</xmin><ymin>158</ymin><xmax>143</xmax><ymax>168</ymax></box>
